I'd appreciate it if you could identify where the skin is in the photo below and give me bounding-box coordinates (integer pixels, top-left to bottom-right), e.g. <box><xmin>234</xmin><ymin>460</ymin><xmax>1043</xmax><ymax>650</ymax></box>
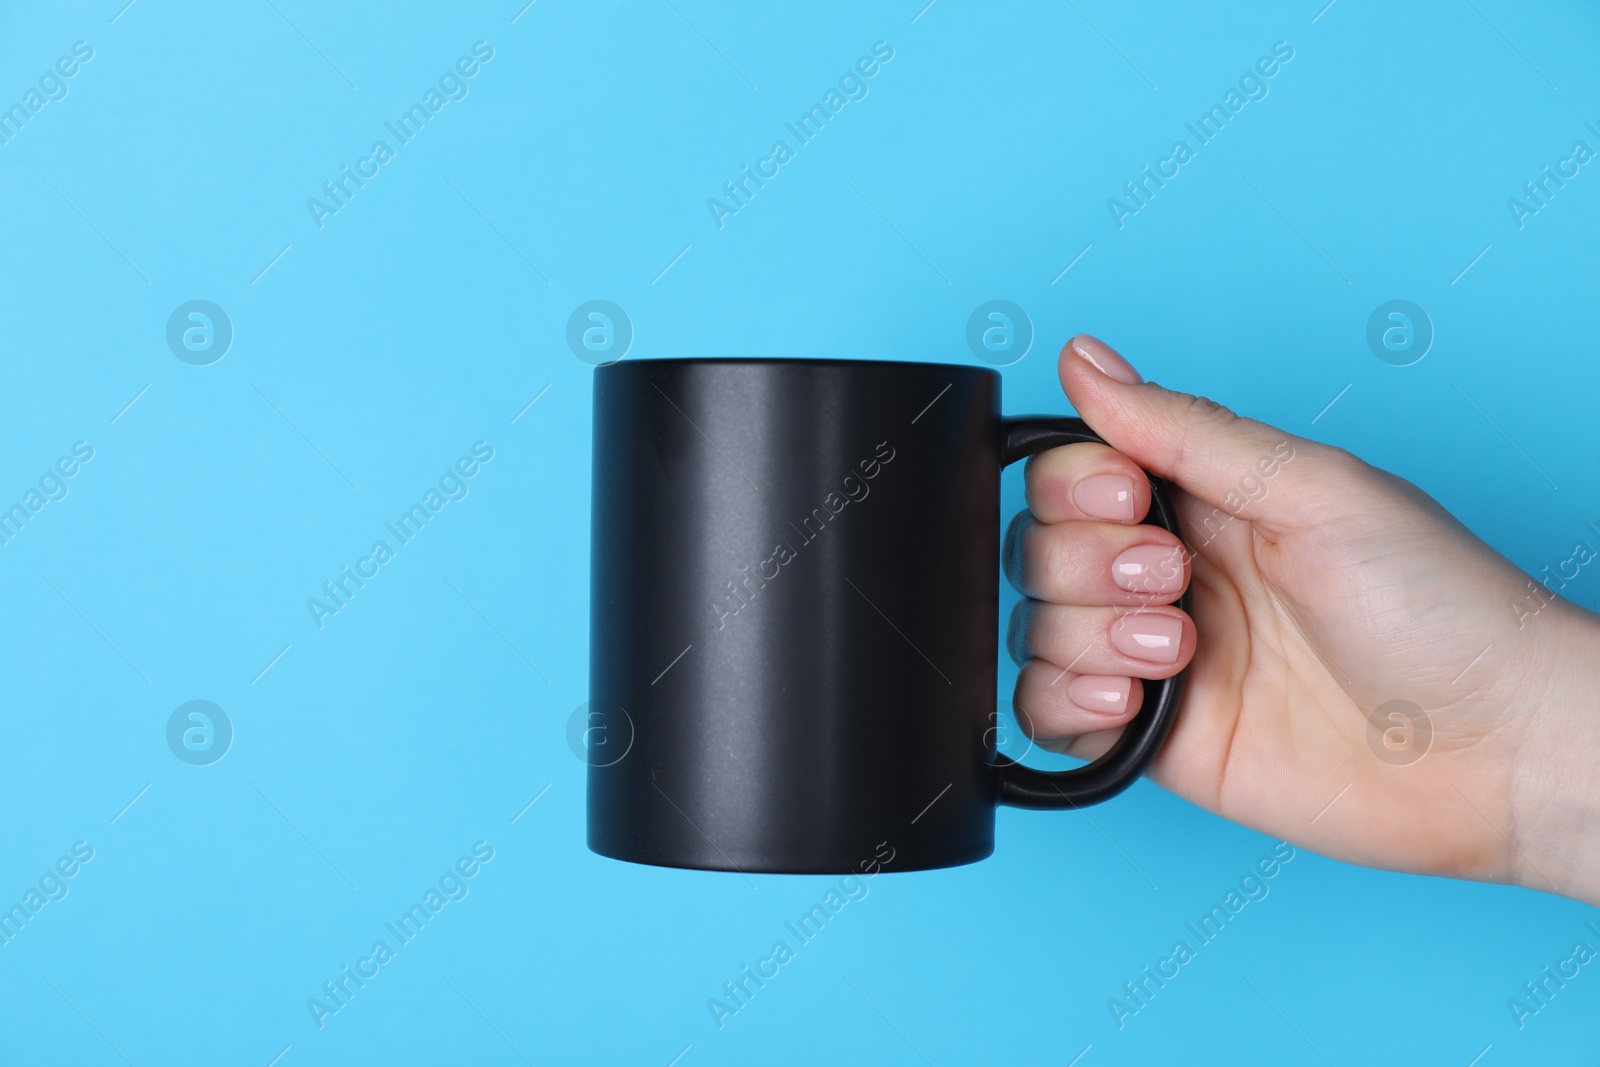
<box><xmin>1006</xmin><ymin>335</ymin><xmax>1600</xmax><ymax>906</ymax></box>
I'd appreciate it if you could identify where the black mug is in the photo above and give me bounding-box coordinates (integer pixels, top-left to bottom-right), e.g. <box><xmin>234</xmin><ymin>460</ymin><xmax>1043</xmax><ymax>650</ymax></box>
<box><xmin>587</xmin><ymin>358</ymin><xmax>1189</xmax><ymax>873</ymax></box>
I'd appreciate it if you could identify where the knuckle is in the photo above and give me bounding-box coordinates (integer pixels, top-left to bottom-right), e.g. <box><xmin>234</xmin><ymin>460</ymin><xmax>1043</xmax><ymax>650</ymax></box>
<box><xmin>1010</xmin><ymin>688</ymin><xmax>1044</xmax><ymax>740</ymax></box>
<box><xmin>1183</xmin><ymin>393</ymin><xmax>1238</xmax><ymax>427</ymax></box>
<box><xmin>1322</xmin><ymin>443</ymin><xmax>1371</xmax><ymax>479</ymax></box>
<box><xmin>1042</xmin><ymin>526</ymin><xmax>1074</xmax><ymax>594</ymax></box>
<box><xmin>1006</xmin><ymin>600</ymin><xmax>1034</xmax><ymax>665</ymax></box>
<box><xmin>1169</xmin><ymin>394</ymin><xmax>1231</xmax><ymax>472</ymax></box>
<box><xmin>1002</xmin><ymin>511</ymin><xmax>1031</xmax><ymax>583</ymax></box>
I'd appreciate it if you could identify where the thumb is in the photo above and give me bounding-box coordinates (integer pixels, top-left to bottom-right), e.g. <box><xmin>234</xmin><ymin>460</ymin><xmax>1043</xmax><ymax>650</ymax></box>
<box><xmin>1059</xmin><ymin>334</ymin><xmax>1332</xmax><ymax>532</ymax></box>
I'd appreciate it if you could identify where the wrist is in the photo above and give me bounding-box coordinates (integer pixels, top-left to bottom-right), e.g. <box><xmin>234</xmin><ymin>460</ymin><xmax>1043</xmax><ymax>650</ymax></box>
<box><xmin>1509</xmin><ymin>603</ymin><xmax>1600</xmax><ymax>905</ymax></box>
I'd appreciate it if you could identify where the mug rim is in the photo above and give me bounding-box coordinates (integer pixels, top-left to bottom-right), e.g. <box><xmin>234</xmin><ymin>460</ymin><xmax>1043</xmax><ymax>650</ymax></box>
<box><xmin>595</xmin><ymin>356</ymin><xmax>998</xmax><ymax>377</ymax></box>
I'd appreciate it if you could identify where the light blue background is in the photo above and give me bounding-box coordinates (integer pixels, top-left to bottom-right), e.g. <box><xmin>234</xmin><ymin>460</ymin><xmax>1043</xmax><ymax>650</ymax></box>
<box><xmin>2</xmin><ymin>0</ymin><xmax>1598</xmax><ymax>1063</ymax></box>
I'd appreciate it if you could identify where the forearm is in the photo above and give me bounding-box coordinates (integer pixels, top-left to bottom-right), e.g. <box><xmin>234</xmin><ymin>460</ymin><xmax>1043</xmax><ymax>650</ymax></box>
<box><xmin>1511</xmin><ymin>603</ymin><xmax>1600</xmax><ymax>906</ymax></box>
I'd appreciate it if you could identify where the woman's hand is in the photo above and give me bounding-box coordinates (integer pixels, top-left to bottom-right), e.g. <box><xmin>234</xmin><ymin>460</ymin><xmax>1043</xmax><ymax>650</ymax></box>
<box><xmin>1006</xmin><ymin>334</ymin><xmax>1600</xmax><ymax>904</ymax></box>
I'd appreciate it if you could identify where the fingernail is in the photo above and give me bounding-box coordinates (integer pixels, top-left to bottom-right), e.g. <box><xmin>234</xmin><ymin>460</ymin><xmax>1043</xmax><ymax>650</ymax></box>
<box><xmin>1111</xmin><ymin>613</ymin><xmax>1183</xmax><ymax>664</ymax></box>
<box><xmin>1067</xmin><ymin>674</ymin><xmax>1131</xmax><ymax>715</ymax></box>
<box><xmin>1070</xmin><ymin>335</ymin><xmax>1143</xmax><ymax>385</ymax></box>
<box><xmin>1073</xmin><ymin>474</ymin><xmax>1136</xmax><ymax>521</ymax></box>
<box><xmin>1111</xmin><ymin>544</ymin><xmax>1185</xmax><ymax>595</ymax></box>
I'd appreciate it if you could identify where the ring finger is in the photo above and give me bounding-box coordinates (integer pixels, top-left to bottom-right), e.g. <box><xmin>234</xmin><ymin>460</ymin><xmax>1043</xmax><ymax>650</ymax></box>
<box><xmin>1007</xmin><ymin>601</ymin><xmax>1194</xmax><ymax>677</ymax></box>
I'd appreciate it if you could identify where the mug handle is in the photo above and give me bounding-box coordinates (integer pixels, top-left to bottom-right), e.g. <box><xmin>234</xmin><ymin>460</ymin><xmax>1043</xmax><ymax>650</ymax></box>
<box><xmin>993</xmin><ymin>416</ymin><xmax>1192</xmax><ymax>809</ymax></box>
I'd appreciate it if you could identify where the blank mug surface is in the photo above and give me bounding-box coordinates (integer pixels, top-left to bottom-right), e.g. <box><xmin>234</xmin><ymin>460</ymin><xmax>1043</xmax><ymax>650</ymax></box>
<box><xmin>587</xmin><ymin>357</ymin><xmax>1187</xmax><ymax>874</ymax></box>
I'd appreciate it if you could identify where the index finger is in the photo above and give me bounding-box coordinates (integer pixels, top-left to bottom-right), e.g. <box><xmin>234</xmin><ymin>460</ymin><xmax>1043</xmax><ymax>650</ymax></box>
<box><xmin>1024</xmin><ymin>440</ymin><xmax>1153</xmax><ymax>525</ymax></box>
